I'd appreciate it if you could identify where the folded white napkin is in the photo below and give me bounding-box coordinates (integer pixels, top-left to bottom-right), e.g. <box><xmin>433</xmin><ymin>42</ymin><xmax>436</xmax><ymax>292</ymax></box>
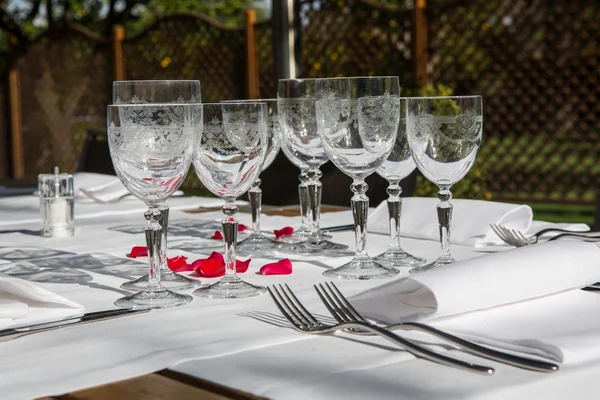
<box><xmin>73</xmin><ymin>172</ymin><xmax>130</xmax><ymax>203</ymax></box>
<box><xmin>0</xmin><ymin>272</ymin><xmax>84</xmax><ymax>329</ymax></box>
<box><xmin>351</xmin><ymin>241</ymin><xmax>600</xmax><ymax>324</ymax></box>
<box><xmin>368</xmin><ymin>197</ymin><xmax>589</xmax><ymax>248</ymax></box>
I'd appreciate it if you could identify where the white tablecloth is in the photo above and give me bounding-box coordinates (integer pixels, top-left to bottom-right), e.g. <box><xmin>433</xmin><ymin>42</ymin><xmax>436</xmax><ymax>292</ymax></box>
<box><xmin>0</xmin><ymin>196</ymin><xmax>598</xmax><ymax>400</ymax></box>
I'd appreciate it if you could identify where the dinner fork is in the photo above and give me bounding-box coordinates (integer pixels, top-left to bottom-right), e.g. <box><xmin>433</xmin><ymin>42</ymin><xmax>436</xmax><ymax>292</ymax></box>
<box><xmin>267</xmin><ymin>284</ymin><xmax>494</xmax><ymax>375</ymax></box>
<box><xmin>490</xmin><ymin>223</ymin><xmax>600</xmax><ymax>247</ymax></box>
<box><xmin>315</xmin><ymin>282</ymin><xmax>559</xmax><ymax>373</ymax></box>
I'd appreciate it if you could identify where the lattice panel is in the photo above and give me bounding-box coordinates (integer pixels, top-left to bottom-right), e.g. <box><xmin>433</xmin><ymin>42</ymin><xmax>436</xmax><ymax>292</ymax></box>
<box><xmin>298</xmin><ymin>0</ymin><xmax>412</xmax><ymax>82</ymax></box>
<box><xmin>16</xmin><ymin>29</ymin><xmax>111</xmax><ymax>177</ymax></box>
<box><xmin>123</xmin><ymin>15</ymin><xmax>246</xmax><ymax>103</ymax></box>
<box><xmin>256</xmin><ymin>21</ymin><xmax>276</xmax><ymax>99</ymax></box>
<box><xmin>428</xmin><ymin>0</ymin><xmax>600</xmax><ymax>204</ymax></box>
<box><xmin>0</xmin><ymin>69</ymin><xmax>7</xmax><ymax>177</ymax></box>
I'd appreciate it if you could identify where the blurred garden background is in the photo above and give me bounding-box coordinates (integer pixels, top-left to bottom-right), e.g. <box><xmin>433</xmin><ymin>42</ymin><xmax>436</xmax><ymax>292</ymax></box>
<box><xmin>0</xmin><ymin>0</ymin><xmax>598</xmax><ymax>223</ymax></box>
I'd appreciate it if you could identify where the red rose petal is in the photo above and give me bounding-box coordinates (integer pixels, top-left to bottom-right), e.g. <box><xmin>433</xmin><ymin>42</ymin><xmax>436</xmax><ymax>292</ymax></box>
<box><xmin>211</xmin><ymin>231</ymin><xmax>223</xmax><ymax>240</ymax></box>
<box><xmin>235</xmin><ymin>257</ymin><xmax>251</xmax><ymax>273</ymax></box>
<box><xmin>238</xmin><ymin>224</ymin><xmax>248</xmax><ymax>232</ymax></box>
<box><xmin>207</xmin><ymin>251</ymin><xmax>224</xmax><ymax>264</ymax></box>
<box><xmin>167</xmin><ymin>255</ymin><xmax>191</xmax><ymax>272</ymax></box>
<box><xmin>274</xmin><ymin>226</ymin><xmax>294</xmax><ymax>239</ymax></box>
<box><xmin>193</xmin><ymin>259</ymin><xmax>225</xmax><ymax>277</ymax></box>
<box><xmin>260</xmin><ymin>258</ymin><xmax>293</xmax><ymax>275</ymax></box>
<box><xmin>128</xmin><ymin>246</ymin><xmax>148</xmax><ymax>258</ymax></box>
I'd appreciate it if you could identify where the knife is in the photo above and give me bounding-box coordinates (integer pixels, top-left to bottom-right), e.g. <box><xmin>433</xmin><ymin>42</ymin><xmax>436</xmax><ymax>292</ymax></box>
<box><xmin>0</xmin><ymin>308</ymin><xmax>149</xmax><ymax>342</ymax></box>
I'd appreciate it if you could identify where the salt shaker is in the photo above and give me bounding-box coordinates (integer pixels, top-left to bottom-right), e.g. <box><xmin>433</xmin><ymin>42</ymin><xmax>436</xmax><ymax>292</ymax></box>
<box><xmin>39</xmin><ymin>167</ymin><xmax>74</xmax><ymax>237</ymax></box>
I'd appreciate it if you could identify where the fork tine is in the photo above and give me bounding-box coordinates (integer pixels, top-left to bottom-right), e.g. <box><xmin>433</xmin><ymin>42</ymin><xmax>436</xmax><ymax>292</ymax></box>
<box><xmin>268</xmin><ymin>286</ymin><xmax>310</xmax><ymax>330</ymax></box>
<box><xmin>278</xmin><ymin>284</ymin><xmax>318</xmax><ymax>327</ymax></box>
<box><xmin>322</xmin><ymin>282</ymin><xmax>360</xmax><ymax>322</ymax></box>
<box><xmin>314</xmin><ymin>284</ymin><xmax>347</xmax><ymax>323</ymax></box>
<box><xmin>490</xmin><ymin>224</ymin><xmax>519</xmax><ymax>247</ymax></box>
<box><xmin>283</xmin><ymin>284</ymin><xmax>320</xmax><ymax>325</ymax></box>
<box><xmin>512</xmin><ymin>230</ymin><xmax>531</xmax><ymax>246</ymax></box>
<box><xmin>327</xmin><ymin>282</ymin><xmax>367</xmax><ymax>322</ymax></box>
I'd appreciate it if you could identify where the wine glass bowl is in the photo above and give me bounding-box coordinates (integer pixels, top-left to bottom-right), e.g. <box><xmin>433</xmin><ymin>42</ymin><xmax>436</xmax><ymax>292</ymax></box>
<box><xmin>107</xmin><ymin>103</ymin><xmax>196</xmax><ymax>309</ymax></box>
<box><xmin>192</xmin><ymin>103</ymin><xmax>268</xmax><ymax>299</ymax></box>
<box><xmin>407</xmin><ymin>95</ymin><xmax>483</xmax><ymax>273</ymax></box>
<box><xmin>315</xmin><ymin>76</ymin><xmax>400</xmax><ymax>280</ymax></box>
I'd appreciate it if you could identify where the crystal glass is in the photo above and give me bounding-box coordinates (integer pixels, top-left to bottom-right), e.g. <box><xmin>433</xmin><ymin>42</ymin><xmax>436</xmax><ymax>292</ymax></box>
<box><xmin>113</xmin><ymin>80</ymin><xmax>201</xmax><ymax>291</ymax></box>
<box><xmin>374</xmin><ymin>98</ymin><xmax>426</xmax><ymax>268</ymax></box>
<box><xmin>222</xmin><ymin>99</ymin><xmax>281</xmax><ymax>253</ymax></box>
<box><xmin>107</xmin><ymin>103</ymin><xmax>195</xmax><ymax>309</ymax></box>
<box><xmin>277</xmin><ymin>78</ymin><xmax>347</xmax><ymax>253</ymax></box>
<box><xmin>406</xmin><ymin>95</ymin><xmax>483</xmax><ymax>273</ymax></box>
<box><xmin>315</xmin><ymin>76</ymin><xmax>400</xmax><ymax>280</ymax></box>
<box><xmin>192</xmin><ymin>103</ymin><xmax>267</xmax><ymax>298</ymax></box>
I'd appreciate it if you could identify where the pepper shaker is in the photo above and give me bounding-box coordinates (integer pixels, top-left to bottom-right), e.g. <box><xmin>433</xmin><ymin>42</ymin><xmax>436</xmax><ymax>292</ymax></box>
<box><xmin>38</xmin><ymin>167</ymin><xmax>74</xmax><ymax>237</ymax></box>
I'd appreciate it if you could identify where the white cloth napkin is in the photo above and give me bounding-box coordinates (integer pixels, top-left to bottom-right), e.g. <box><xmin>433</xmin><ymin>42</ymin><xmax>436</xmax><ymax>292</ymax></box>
<box><xmin>351</xmin><ymin>241</ymin><xmax>600</xmax><ymax>324</ymax></box>
<box><xmin>368</xmin><ymin>197</ymin><xmax>588</xmax><ymax>248</ymax></box>
<box><xmin>0</xmin><ymin>272</ymin><xmax>84</xmax><ymax>329</ymax></box>
<box><xmin>73</xmin><ymin>172</ymin><xmax>130</xmax><ymax>203</ymax></box>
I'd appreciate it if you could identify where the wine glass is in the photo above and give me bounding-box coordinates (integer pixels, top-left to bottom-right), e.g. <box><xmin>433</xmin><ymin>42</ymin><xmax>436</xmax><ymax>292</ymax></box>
<box><xmin>406</xmin><ymin>95</ymin><xmax>483</xmax><ymax>274</ymax></box>
<box><xmin>113</xmin><ymin>80</ymin><xmax>201</xmax><ymax>291</ymax></box>
<box><xmin>192</xmin><ymin>103</ymin><xmax>267</xmax><ymax>298</ymax></box>
<box><xmin>222</xmin><ymin>99</ymin><xmax>281</xmax><ymax>253</ymax></box>
<box><xmin>315</xmin><ymin>76</ymin><xmax>400</xmax><ymax>280</ymax></box>
<box><xmin>277</xmin><ymin>78</ymin><xmax>348</xmax><ymax>253</ymax></box>
<box><xmin>374</xmin><ymin>98</ymin><xmax>426</xmax><ymax>268</ymax></box>
<box><xmin>107</xmin><ymin>103</ymin><xmax>196</xmax><ymax>309</ymax></box>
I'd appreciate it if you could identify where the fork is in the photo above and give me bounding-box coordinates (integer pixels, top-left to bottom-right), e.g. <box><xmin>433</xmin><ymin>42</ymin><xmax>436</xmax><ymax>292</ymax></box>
<box><xmin>490</xmin><ymin>223</ymin><xmax>600</xmax><ymax>247</ymax></box>
<box><xmin>315</xmin><ymin>282</ymin><xmax>559</xmax><ymax>373</ymax></box>
<box><xmin>267</xmin><ymin>284</ymin><xmax>494</xmax><ymax>375</ymax></box>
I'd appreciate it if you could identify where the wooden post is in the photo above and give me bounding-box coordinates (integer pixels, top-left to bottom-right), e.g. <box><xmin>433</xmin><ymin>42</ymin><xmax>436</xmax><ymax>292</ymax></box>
<box><xmin>113</xmin><ymin>25</ymin><xmax>126</xmax><ymax>81</ymax></box>
<box><xmin>411</xmin><ymin>0</ymin><xmax>428</xmax><ymax>85</ymax></box>
<box><xmin>245</xmin><ymin>9</ymin><xmax>259</xmax><ymax>99</ymax></box>
<box><xmin>8</xmin><ymin>67</ymin><xmax>24</xmax><ymax>178</ymax></box>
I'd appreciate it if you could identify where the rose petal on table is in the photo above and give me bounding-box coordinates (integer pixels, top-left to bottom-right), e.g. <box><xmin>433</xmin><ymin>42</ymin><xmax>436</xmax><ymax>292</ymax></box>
<box><xmin>192</xmin><ymin>259</ymin><xmax>225</xmax><ymax>277</ymax></box>
<box><xmin>128</xmin><ymin>246</ymin><xmax>148</xmax><ymax>258</ymax></box>
<box><xmin>238</xmin><ymin>224</ymin><xmax>248</xmax><ymax>232</ymax></box>
<box><xmin>260</xmin><ymin>258</ymin><xmax>293</xmax><ymax>275</ymax></box>
<box><xmin>236</xmin><ymin>257</ymin><xmax>251</xmax><ymax>273</ymax></box>
<box><xmin>167</xmin><ymin>255</ymin><xmax>191</xmax><ymax>272</ymax></box>
<box><xmin>274</xmin><ymin>226</ymin><xmax>294</xmax><ymax>239</ymax></box>
<box><xmin>211</xmin><ymin>231</ymin><xmax>223</xmax><ymax>240</ymax></box>
<box><xmin>207</xmin><ymin>251</ymin><xmax>225</xmax><ymax>264</ymax></box>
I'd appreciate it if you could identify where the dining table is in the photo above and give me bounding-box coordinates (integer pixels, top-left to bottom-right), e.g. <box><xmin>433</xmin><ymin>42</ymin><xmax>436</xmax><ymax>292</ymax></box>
<box><xmin>0</xmin><ymin>191</ymin><xmax>599</xmax><ymax>400</ymax></box>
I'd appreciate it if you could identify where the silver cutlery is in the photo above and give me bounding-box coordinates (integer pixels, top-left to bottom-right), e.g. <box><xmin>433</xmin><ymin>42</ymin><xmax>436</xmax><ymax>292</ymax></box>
<box><xmin>316</xmin><ymin>282</ymin><xmax>559</xmax><ymax>373</ymax></box>
<box><xmin>490</xmin><ymin>223</ymin><xmax>600</xmax><ymax>247</ymax></box>
<box><xmin>268</xmin><ymin>284</ymin><xmax>495</xmax><ymax>375</ymax></box>
<box><xmin>0</xmin><ymin>308</ymin><xmax>149</xmax><ymax>342</ymax></box>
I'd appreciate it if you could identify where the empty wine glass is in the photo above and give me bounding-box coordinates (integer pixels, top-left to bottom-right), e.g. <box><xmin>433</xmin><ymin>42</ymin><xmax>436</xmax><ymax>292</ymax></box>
<box><xmin>192</xmin><ymin>103</ymin><xmax>267</xmax><ymax>298</ymax></box>
<box><xmin>222</xmin><ymin>99</ymin><xmax>281</xmax><ymax>253</ymax></box>
<box><xmin>374</xmin><ymin>98</ymin><xmax>426</xmax><ymax>268</ymax></box>
<box><xmin>113</xmin><ymin>80</ymin><xmax>201</xmax><ymax>291</ymax></box>
<box><xmin>277</xmin><ymin>78</ymin><xmax>347</xmax><ymax>253</ymax></box>
<box><xmin>406</xmin><ymin>95</ymin><xmax>483</xmax><ymax>274</ymax></box>
<box><xmin>107</xmin><ymin>103</ymin><xmax>196</xmax><ymax>308</ymax></box>
<box><xmin>315</xmin><ymin>76</ymin><xmax>400</xmax><ymax>280</ymax></box>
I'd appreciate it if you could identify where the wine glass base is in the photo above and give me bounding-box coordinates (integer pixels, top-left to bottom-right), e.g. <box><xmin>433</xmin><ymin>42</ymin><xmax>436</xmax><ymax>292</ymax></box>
<box><xmin>115</xmin><ymin>288</ymin><xmax>193</xmax><ymax>309</ymax></box>
<box><xmin>193</xmin><ymin>276</ymin><xmax>266</xmax><ymax>299</ymax></box>
<box><xmin>278</xmin><ymin>239</ymin><xmax>348</xmax><ymax>255</ymax></box>
<box><xmin>323</xmin><ymin>258</ymin><xmax>399</xmax><ymax>280</ymax></box>
<box><xmin>237</xmin><ymin>232</ymin><xmax>280</xmax><ymax>251</ymax></box>
<box><xmin>277</xmin><ymin>229</ymin><xmax>332</xmax><ymax>244</ymax></box>
<box><xmin>409</xmin><ymin>256</ymin><xmax>456</xmax><ymax>274</ymax></box>
<box><xmin>121</xmin><ymin>270</ymin><xmax>200</xmax><ymax>291</ymax></box>
<box><xmin>374</xmin><ymin>249</ymin><xmax>427</xmax><ymax>269</ymax></box>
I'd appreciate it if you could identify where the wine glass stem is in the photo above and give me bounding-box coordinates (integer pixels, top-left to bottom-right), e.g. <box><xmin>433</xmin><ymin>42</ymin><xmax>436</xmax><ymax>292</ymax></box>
<box><xmin>157</xmin><ymin>204</ymin><xmax>170</xmax><ymax>274</ymax></box>
<box><xmin>307</xmin><ymin>168</ymin><xmax>323</xmax><ymax>239</ymax></box>
<box><xmin>144</xmin><ymin>207</ymin><xmax>163</xmax><ymax>291</ymax></box>
<box><xmin>222</xmin><ymin>202</ymin><xmax>239</xmax><ymax>278</ymax></box>
<box><xmin>351</xmin><ymin>179</ymin><xmax>369</xmax><ymax>258</ymax></box>
<box><xmin>386</xmin><ymin>180</ymin><xmax>404</xmax><ymax>251</ymax></box>
<box><xmin>248</xmin><ymin>178</ymin><xmax>262</xmax><ymax>234</ymax></box>
<box><xmin>298</xmin><ymin>169</ymin><xmax>310</xmax><ymax>229</ymax></box>
<box><xmin>437</xmin><ymin>188</ymin><xmax>453</xmax><ymax>259</ymax></box>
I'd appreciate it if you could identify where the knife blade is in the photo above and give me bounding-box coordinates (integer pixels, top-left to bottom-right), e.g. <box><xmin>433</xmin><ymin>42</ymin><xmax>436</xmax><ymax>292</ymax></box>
<box><xmin>0</xmin><ymin>308</ymin><xmax>149</xmax><ymax>342</ymax></box>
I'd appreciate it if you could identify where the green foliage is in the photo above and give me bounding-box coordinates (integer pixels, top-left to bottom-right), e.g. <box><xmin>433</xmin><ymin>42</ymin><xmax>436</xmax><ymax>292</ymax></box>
<box><xmin>409</xmin><ymin>84</ymin><xmax>492</xmax><ymax>201</ymax></box>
